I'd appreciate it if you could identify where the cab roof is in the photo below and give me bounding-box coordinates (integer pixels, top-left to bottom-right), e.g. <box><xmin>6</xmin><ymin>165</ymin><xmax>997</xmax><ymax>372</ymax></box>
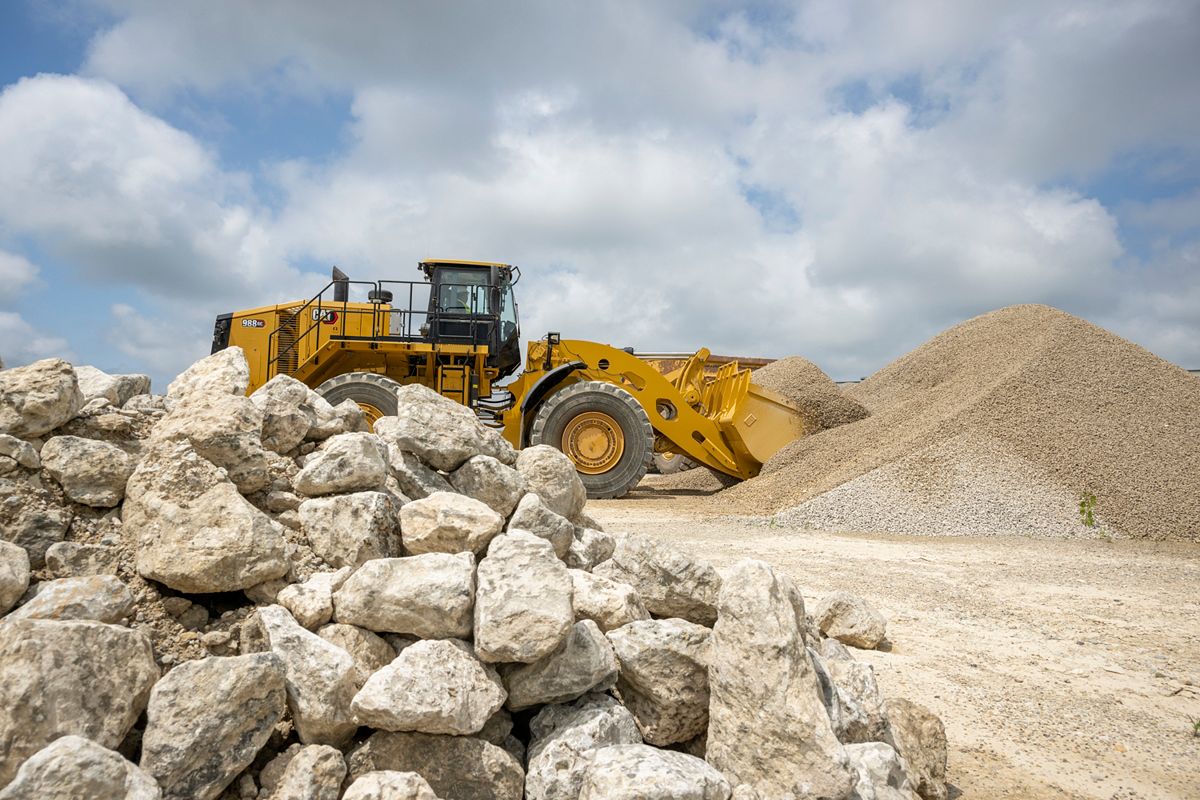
<box><xmin>419</xmin><ymin>259</ymin><xmax>514</xmax><ymax>278</ymax></box>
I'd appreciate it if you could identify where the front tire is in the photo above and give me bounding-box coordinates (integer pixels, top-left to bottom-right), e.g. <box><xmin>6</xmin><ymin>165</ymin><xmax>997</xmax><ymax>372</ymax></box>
<box><xmin>314</xmin><ymin>372</ymin><xmax>402</xmax><ymax>428</ymax></box>
<box><xmin>530</xmin><ymin>381</ymin><xmax>654</xmax><ymax>499</ymax></box>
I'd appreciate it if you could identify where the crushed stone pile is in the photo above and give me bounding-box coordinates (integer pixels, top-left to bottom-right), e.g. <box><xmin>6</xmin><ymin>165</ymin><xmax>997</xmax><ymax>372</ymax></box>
<box><xmin>723</xmin><ymin>304</ymin><xmax>1200</xmax><ymax>541</ymax></box>
<box><xmin>751</xmin><ymin>356</ymin><xmax>870</xmax><ymax>433</ymax></box>
<box><xmin>0</xmin><ymin>350</ymin><xmax>948</xmax><ymax>800</ymax></box>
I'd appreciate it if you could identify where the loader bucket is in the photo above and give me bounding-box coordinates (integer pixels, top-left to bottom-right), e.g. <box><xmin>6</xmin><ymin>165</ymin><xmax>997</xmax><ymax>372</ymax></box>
<box><xmin>707</xmin><ymin>365</ymin><xmax>810</xmax><ymax>470</ymax></box>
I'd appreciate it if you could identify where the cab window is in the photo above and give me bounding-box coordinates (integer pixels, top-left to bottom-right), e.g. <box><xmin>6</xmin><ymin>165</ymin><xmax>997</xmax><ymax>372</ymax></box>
<box><xmin>438</xmin><ymin>268</ymin><xmax>489</xmax><ymax>313</ymax></box>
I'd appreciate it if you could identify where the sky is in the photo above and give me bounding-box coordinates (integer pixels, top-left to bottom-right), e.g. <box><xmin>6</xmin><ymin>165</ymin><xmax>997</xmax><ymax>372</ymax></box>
<box><xmin>0</xmin><ymin>0</ymin><xmax>1197</xmax><ymax>390</ymax></box>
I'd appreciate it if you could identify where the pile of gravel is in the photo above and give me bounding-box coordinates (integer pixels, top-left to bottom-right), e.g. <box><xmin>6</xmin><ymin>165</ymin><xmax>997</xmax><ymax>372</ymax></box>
<box><xmin>723</xmin><ymin>305</ymin><xmax>1200</xmax><ymax>542</ymax></box>
<box><xmin>0</xmin><ymin>350</ymin><xmax>949</xmax><ymax>800</ymax></box>
<box><xmin>751</xmin><ymin>356</ymin><xmax>870</xmax><ymax>433</ymax></box>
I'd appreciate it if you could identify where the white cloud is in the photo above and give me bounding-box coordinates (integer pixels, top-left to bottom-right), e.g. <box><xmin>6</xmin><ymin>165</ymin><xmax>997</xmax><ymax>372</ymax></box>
<box><xmin>0</xmin><ymin>250</ymin><xmax>39</xmax><ymax>300</ymax></box>
<box><xmin>0</xmin><ymin>312</ymin><xmax>73</xmax><ymax>366</ymax></box>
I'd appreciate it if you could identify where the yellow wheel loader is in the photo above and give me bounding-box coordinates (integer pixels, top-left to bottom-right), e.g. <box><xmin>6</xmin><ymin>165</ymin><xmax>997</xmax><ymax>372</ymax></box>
<box><xmin>211</xmin><ymin>261</ymin><xmax>809</xmax><ymax>498</ymax></box>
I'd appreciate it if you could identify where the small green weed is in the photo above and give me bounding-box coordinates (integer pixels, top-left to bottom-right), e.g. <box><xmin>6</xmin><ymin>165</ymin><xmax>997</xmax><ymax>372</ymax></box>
<box><xmin>1190</xmin><ymin>716</ymin><xmax>1200</xmax><ymax>737</ymax></box>
<box><xmin>1078</xmin><ymin>492</ymin><xmax>1098</xmax><ymax>528</ymax></box>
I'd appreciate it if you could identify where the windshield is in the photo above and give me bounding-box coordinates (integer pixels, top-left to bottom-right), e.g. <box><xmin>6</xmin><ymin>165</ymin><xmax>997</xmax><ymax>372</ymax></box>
<box><xmin>437</xmin><ymin>268</ymin><xmax>489</xmax><ymax>313</ymax></box>
<box><xmin>499</xmin><ymin>283</ymin><xmax>518</xmax><ymax>339</ymax></box>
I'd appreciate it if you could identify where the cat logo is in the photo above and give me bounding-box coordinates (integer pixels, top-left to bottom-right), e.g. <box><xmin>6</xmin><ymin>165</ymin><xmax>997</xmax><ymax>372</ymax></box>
<box><xmin>311</xmin><ymin>309</ymin><xmax>339</xmax><ymax>325</ymax></box>
<box><xmin>240</xmin><ymin>318</ymin><xmax>266</xmax><ymax>328</ymax></box>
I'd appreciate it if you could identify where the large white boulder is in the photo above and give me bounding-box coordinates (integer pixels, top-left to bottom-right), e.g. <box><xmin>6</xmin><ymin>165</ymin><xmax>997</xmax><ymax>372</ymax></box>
<box><xmin>259</xmin><ymin>604</ymin><xmax>359</xmax><ymax>747</ymax></box>
<box><xmin>332</xmin><ymin>554</ymin><xmax>475</xmax><ymax>639</ymax></box>
<box><xmin>251</xmin><ymin>374</ymin><xmax>314</xmax><ymax>454</ymax></box>
<box><xmin>593</xmin><ymin>534</ymin><xmax>721</xmax><ymax>626</ymax></box>
<box><xmin>351</xmin><ymin>639</ymin><xmax>506</xmax><ymax>735</ymax></box>
<box><xmin>5</xmin><ymin>574</ymin><xmax>134</xmax><ymax>624</ymax></box>
<box><xmin>525</xmin><ymin>693</ymin><xmax>643</xmax><ymax>800</ymax></box>
<box><xmin>75</xmin><ymin>365</ymin><xmax>151</xmax><ymax>407</ymax></box>
<box><xmin>264</xmin><ymin>744</ymin><xmax>347</xmax><ymax>800</ymax></box>
<box><xmin>317</xmin><ymin>623</ymin><xmax>397</xmax><ymax>688</ymax></box>
<box><xmin>474</xmin><ymin>531</ymin><xmax>573</xmax><ymax>664</ymax></box>
<box><xmin>515</xmin><ymin>445</ymin><xmax>586</xmax><ymax>520</ymax></box>
<box><xmin>342</xmin><ymin>771</ymin><xmax>439</xmax><ymax>800</ymax></box>
<box><xmin>0</xmin><ymin>735</ymin><xmax>160</xmax><ymax>800</ymax></box>
<box><xmin>150</xmin><ymin>391</ymin><xmax>270</xmax><ymax>493</ymax></box>
<box><xmin>347</xmin><ymin>731</ymin><xmax>524</xmax><ymax>800</ymax></box>
<box><xmin>124</xmin><ymin>442</ymin><xmax>289</xmax><ymax>593</ymax></box>
<box><xmin>885</xmin><ymin>699</ymin><xmax>948</xmax><ymax>800</ymax></box>
<box><xmin>0</xmin><ymin>358</ymin><xmax>84</xmax><ymax>438</ymax></box>
<box><xmin>294</xmin><ymin>432</ymin><xmax>390</xmax><ymax>497</ymax></box>
<box><xmin>167</xmin><ymin>346</ymin><xmax>250</xmax><ymax>399</ymax></box>
<box><xmin>373</xmin><ymin>384</ymin><xmax>513</xmax><ymax>472</ymax></box>
<box><xmin>139</xmin><ymin>653</ymin><xmax>287</xmax><ymax>800</ymax></box>
<box><xmin>844</xmin><ymin>742</ymin><xmax>920</xmax><ymax>800</ymax></box>
<box><xmin>507</xmin><ymin>492</ymin><xmax>575</xmax><ymax>558</ymax></box>
<box><xmin>299</xmin><ymin>491</ymin><xmax>401</xmax><ymax>568</ymax></box>
<box><xmin>0</xmin><ymin>539</ymin><xmax>30</xmax><ymax>615</ymax></box>
<box><xmin>449</xmin><ymin>455</ymin><xmax>525</xmax><ymax>518</ymax></box>
<box><xmin>578</xmin><ymin>744</ymin><xmax>730</xmax><ymax>799</ymax></box>
<box><xmin>814</xmin><ymin>591</ymin><xmax>888</xmax><ymax>650</ymax></box>
<box><xmin>502</xmin><ymin>620</ymin><xmax>618</xmax><ymax>710</ymax></box>
<box><xmin>387</xmin><ymin>447</ymin><xmax>453</xmax><ymax>499</ymax></box>
<box><xmin>40</xmin><ymin>435</ymin><xmax>136</xmax><ymax>507</ymax></box>
<box><xmin>706</xmin><ymin>559</ymin><xmax>854</xmax><ymax>799</ymax></box>
<box><xmin>606</xmin><ymin>618</ymin><xmax>711</xmax><ymax>746</ymax></box>
<box><xmin>400</xmin><ymin>491</ymin><xmax>504</xmax><ymax>556</ymax></box>
<box><xmin>0</xmin><ymin>619</ymin><xmax>159</xmax><ymax>786</ymax></box>
<box><xmin>570</xmin><ymin>569</ymin><xmax>649</xmax><ymax>632</ymax></box>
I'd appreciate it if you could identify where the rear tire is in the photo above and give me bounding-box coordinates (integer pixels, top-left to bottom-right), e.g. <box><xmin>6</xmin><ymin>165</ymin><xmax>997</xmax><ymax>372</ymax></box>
<box><xmin>314</xmin><ymin>372</ymin><xmax>402</xmax><ymax>428</ymax></box>
<box><xmin>530</xmin><ymin>381</ymin><xmax>654</xmax><ymax>499</ymax></box>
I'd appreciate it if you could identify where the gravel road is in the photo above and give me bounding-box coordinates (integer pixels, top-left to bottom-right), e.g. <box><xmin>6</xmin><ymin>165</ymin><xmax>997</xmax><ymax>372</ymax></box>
<box><xmin>589</xmin><ymin>498</ymin><xmax>1200</xmax><ymax>800</ymax></box>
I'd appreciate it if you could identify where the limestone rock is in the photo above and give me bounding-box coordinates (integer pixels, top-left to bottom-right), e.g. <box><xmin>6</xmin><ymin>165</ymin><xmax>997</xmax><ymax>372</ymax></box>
<box><xmin>565</xmin><ymin>528</ymin><xmax>617</xmax><ymax>571</ymax></box>
<box><xmin>318</xmin><ymin>623</ymin><xmax>396</xmax><ymax>687</ymax></box>
<box><xmin>278</xmin><ymin>568</ymin><xmax>352</xmax><ymax>630</ymax></box>
<box><xmin>507</xmin><ymin>492</ymin><xmax>574</xmax><ymax>558</ymax></box>
<box><xmin>578</xmin><ymin>744</ymin><xmax>730</xmax><ymax>799</ymax></box>
<box><xmin>266</xmin><ymin>744</ymin><xmax>347</xmax><ymax>800</ymax></box>
<box><xmin>125</xmin><ymin>442</ymin><xmax>289</xmax><ymax>593</ymax></box>
<box><xmin>0</xmin><ymin>433</ymin><xmax>39</xmax><ymax>469</ymax></box>
<box><xmin>0</xmin><ymin>538</ymin><xmax>30</xmax><ymax>614</ymax></box>
<box><xmin>259</xmin><ymin>604</ymin><xmax>359</xmax><ymax>746</ymax></box>
<box><xmin>299</xmin><ymin>491</ymin><xmax>401</xmax><ymax>568</ymax></box>
<box><xmin>303</xmin><ymin>391</ymin><xmax>350</xmax><ymax>441</ymax></box>
<box><xmin>75</xmin><ymin>365</ymin><xmax>151</xmax><ymax>407</ymax></box>
<box><xmin>347</xmin><ymin>731</ymin><xmax>524</xmax><ymax>800</ymax></box>
<box><xmin>0</xmin><ymin>358</ymin><xmax>84</xmax><ymax>438</ymax></box>
<box><xmin>400</xmin><ymin>491</ymin><xmax>504</xmax><ymax>556</ymax></box>
<box><xmin>515</xmin><ymin>445</ymin><xmax>586</xmax><ymax>520</ymax></box>
<box><xmin>333</xmin><ymin>554</ymin><xmax>475</xmax><ymax>638</ymax></box>
<box><xmin>0</xmin><ymin>735</ymin><xmax>160</xmax><ymax>800</ymax></box>
<box><xmin>39</xmin><ymin>435</ymin><xmax>134</xmax><ymax>507</ymax></box>
<box><xmin>885</xmin><ymin>699</ymin><xmax>947</xmax><ymax>800</ymax></box>
<box><xmin>374</xmin><ymin>384</ymin><xmax>512</xmax><ymax>472</ymax></box>
<box><xmin>0</xmin><ymin>618</ymin><xmax>158</xmax><ymax>786</ymax></box>
<box><xmin>844</xmin><ymin>742</ymin><xmax>920</xmax><ymax>800</ymax></box>
<box><xmin>5</xmin><ymin>574</ymin><xmax>133</xmax><ymax>624</ymax></box>
<box><xmin>706</xmin><ymin>559</ymin><xmax>854</xmax><ymax>799</ymax></box>
<box><xmin>593</xmin><ymin>534</ymin><xmax>720</xmax><ymax>626</ymax></box>
<box><xmin>449</xmin><ymin>455</ymin><xmax>525</xmax><ymax>517</ymax></box>
<box><xmin>503</xmin><ymin>620</ymin><xmax>617</xmax><ymax>710</ymax></box>
<box><xmin>387</xmin><ymin>447</ymin><xmax>453</xmax><ymax>499</ymax></box>
<box><xmin>251</xmin><ymin>375</ymin><xmax>314</xmax><ymax>454</ymax></box>
<box><xmin>570</xmin><ymin>569</ymin><xmax>649</xmax><ymax>632</ymax></box>
<box><xmin>140</xmin><ymin>653</ymin><xmax>286</xmax><ymax>800</ymax></box>
<box><xmin>525</xmin><ymin>693</ymin><xmax>642</xmax><ymax>800</ymax></box>
<box><xmin>167</xmin><ymin>346</ymin><xmax>250</xmax><ymax>399</ymax></box>
<box><xmin>351</xmin><ymin>639</ymin><xmax>506</xmax><ymax>734</ymax></box>
<box><xmin>825</xmin><ymin>655</ymin><xmax>889</xmax><ymax>745</ymax></box>
<box><xmin>474</xmin><ymin>531</ymin><xmax>573</xmax><ymax>663</ymax></box>
<box><xmin>44</xmin><ymin>541</ymin><xmax>121</xmax><ymax>577</ymax></box>
<box><xmin>814</xmin><ymin>591</ymin><xmax>888</xmax><ymax>650</ymax></box>
<box><xmin>294</xmin><ymin>432</ymin><xmax>389</xmax><ymax>497</ymax></box>
<box><xmin>342</xmin><ymin>771</ymin><xmax>439</xmax><ymax>800</ymax></box>
<box><xmin>606</xmin><ymin>618</ymin><xmax>711</xmax><ymax>746</ymax></box>
<box><xmin>0</xmin><ymin>475</ymin><xmax>73</xmax><ymax>567</ymax></box>
<box><xmin>151</xmin><ymin>392</ymin><xmax>271</xmax><ymax>493</ymax></box>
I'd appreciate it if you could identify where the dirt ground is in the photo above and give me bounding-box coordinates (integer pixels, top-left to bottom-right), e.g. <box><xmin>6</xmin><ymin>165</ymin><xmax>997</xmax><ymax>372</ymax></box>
<box><xmin>589</xmin><ymin>490</ymin><xmax>1200</xmax><ymax>800</ymax></box>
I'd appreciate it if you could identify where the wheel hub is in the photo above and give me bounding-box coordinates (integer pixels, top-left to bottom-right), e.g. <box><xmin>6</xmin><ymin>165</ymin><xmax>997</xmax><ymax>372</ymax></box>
<box><xmin>357</xmin><ymin>402</ymin><xmax>385</xmax><ymax>429</ymax></box>
<box><xmin>561</xmin><ymin>411</ymin><xmax>625</xmax><ymax>474</ymax></box>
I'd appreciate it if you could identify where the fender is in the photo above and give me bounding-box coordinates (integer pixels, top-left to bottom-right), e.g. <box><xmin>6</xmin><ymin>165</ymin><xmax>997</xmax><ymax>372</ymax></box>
<box><xmin>519</xmin><ymin>360</ymin><xmax>586</xmax><ymax>446</ymax></box>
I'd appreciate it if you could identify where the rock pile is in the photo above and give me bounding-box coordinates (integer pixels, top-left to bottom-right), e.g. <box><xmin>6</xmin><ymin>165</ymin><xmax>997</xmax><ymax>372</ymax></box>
<box><xmin>0</xmin><ymin>351</ymin><xmax>947</xmax><ymax>799</ymax></box>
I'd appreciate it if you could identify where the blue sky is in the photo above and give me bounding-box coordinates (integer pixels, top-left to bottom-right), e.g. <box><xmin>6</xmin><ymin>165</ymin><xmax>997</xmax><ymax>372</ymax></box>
<box><xmin>1</xmin><ymin>1</ymin><xmax>1198</xmax><ymax>389</ymax></box>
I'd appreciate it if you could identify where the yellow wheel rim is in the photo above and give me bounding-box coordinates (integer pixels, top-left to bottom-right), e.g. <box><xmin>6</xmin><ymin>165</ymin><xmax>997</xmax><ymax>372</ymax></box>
<box><xmin>357</xmin><ymin>402</ymin><xmax>385</xmax><ymax>430</ymax></box>
<box><xmin>562</xmin><ymin>411</ymin><xmax>625</xmax><ymax>474</ymax></box>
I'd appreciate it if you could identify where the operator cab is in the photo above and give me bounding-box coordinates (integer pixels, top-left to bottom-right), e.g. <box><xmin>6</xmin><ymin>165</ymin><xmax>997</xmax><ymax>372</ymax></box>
<box><xmin>420</xmin><ymin>260</ymin><xmax>522</xmax><ymax>379</ymax></box>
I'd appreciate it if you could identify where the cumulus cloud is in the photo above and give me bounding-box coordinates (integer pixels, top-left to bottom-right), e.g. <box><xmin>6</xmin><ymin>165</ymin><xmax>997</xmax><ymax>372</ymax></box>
<box><xmin>0</xmin><ymin>0</ymin><xmax>1191</xmax><ymax>383</ymax></box>
<box><xmin>0</xmin><ymin>312</ymin><xmax>73</xmax><ymax>366</ymax></box>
